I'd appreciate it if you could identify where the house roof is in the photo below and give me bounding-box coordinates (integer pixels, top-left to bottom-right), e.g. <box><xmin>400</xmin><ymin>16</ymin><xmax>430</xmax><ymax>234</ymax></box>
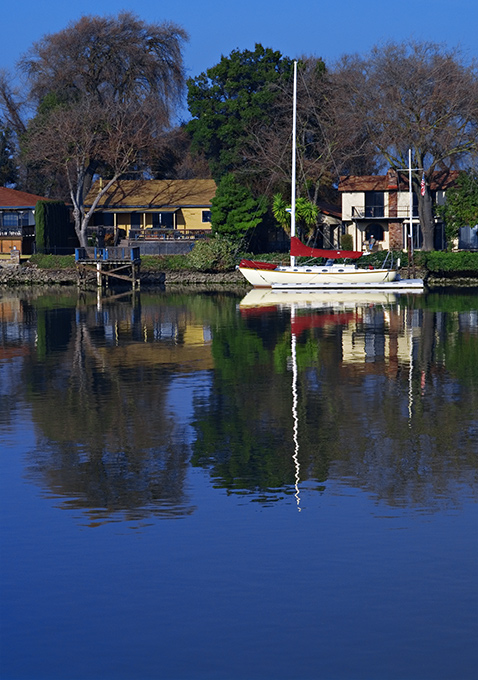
<box><xmin>339</xmin><ymin>170</ymin><xmax>460</xmax><ymax>192</ymax></box>
<box><xmin>0</xmin><ymin>186</ymin><xmax>50</xmax><ymax>209</ymax></box>
<box><xmin>85</xmin><ymin>179</ymin><xmax>217</xmax><ymax>210</ymax></box>
<box><xmin>317</xmin><ymin>200</ymin><xmax>341</xmax><ymax>220</ymax></box>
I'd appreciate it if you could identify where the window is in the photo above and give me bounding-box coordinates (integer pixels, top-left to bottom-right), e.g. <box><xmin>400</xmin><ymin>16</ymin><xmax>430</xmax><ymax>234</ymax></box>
<box><xmin>365</xmin><ymin>192</ymin><xmax>384</xmax><ymax>218</ymax></box>
<box><xmin>202</xmin><ymin>210</ymin><xmax>211</xmax><ymax>223</ymax></box>
<box><xmin>152</xmin><ymin>212</ymin><xmax>174</xmax><ymax>228</ymax></box>
<box><xmin>2</xmin><ymin>212</ymin><xmax>18</xmax><ymax>227</ymax></box>
<box><xmin>412</xmin><ymin>192</ymin><xmax>419</xmax><ymax>218</ymax></box>
<box><xmin>131</xmin><ymin>213</ymin><xmax>141</xmax><ymax>229</ymax></box>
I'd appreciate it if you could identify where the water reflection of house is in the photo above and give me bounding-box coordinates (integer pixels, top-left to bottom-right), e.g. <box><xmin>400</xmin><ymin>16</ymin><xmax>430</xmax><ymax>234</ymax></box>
<box><xmin>0</xmin><ymin>295</ymin><xmax>33</xmax><ymax>364</ymax></box>
<box><xmin>336</xmin><ymin>306</ymin><xmax>414</xmax><ymax>376</ymax></box>
<box><xmin>86</xmin><ymin>305</ymin><xmax>214</xmax><ymax>372</ymax></box>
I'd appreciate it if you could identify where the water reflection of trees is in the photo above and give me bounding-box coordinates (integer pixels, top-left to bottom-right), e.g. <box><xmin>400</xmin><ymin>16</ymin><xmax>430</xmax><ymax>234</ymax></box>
<box><xmin>2</xmin><ymin>289</ymin><xmax>477</xmax><ymax>516</ymax></box>
<box><xmin>192</xmin><ymin>296</ymin><xmax>478</xmax><ymax>510</ymax></box>
<box><xmin>19</xmin><ymin>291</ymin><xmax>234</xmax><ymax>523</ymax></box>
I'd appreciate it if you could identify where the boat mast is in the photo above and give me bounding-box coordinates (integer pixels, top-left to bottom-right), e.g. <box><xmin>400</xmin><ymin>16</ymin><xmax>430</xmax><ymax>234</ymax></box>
<box><xmin>290</xmin><ymin>60</ymin><xmax>297</xmax><ymax>267</ymax></box>
<box><xmin>408</xmin><ymin>148</ymin><xmax>414</xmax><ymax>259</ymax></box>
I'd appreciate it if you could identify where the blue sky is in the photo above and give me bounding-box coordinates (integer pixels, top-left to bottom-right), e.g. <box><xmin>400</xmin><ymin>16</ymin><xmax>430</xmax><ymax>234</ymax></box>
<box><xmin>2</xmin><ymin>0</ymin><xmax>477</xmax><ymax>109</ymax></box>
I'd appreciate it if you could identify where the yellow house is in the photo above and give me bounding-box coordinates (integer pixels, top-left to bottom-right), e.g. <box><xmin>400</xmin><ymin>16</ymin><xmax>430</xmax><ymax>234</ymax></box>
<box><xmin>85</xmin><ymin>179</ymin><xmax>217</xmax><ymax>242</ymax></box>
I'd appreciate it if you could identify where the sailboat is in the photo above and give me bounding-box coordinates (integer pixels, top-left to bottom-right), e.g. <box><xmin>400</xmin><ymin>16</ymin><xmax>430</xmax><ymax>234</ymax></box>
<box><xmin>238</xmin><ymin>62</ymin><xmax>423</xmax><ymax>291</ymax></box>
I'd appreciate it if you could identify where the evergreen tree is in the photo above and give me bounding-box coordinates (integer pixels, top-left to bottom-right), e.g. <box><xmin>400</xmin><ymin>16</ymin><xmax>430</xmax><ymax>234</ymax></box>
<box><xmin>211</xmin><ymin>174</ymin><xmax>267</xmax><ymax>242</ymax></box>
<box><xmin>187</xmin><ymin>45</ymin><xmax>292</xmax><ymax>181</ymax></box>
<box><xmin>0</xmin><ymin>129</ymin><xmax>17</xmax><ymax>186</ymax></box>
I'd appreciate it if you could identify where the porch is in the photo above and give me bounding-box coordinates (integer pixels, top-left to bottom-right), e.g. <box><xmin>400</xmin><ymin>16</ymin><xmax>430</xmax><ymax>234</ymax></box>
<box><xmin>0</xmin><ymin>225</ymin><xmax>35</xmax><ymax>255</ymax></box>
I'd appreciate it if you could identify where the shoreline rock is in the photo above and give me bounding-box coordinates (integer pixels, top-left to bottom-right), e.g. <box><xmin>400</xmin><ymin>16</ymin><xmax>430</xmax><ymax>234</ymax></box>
<box><xmin>0</xmin><ymin>264</ymin><xmax>247</xmax><ymax>287</ymax></box>
<box><xmin>0</xmin><ymin>263</ymin><xmax>476</xmax><ymax>288</ymax></box>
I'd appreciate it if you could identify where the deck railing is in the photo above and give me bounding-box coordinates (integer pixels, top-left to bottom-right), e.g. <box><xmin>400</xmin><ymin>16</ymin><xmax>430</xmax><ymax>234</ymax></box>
<box><xmin>75</xmin><ymin>246</ymin><xmax>141</xmax><ymax>262</ymax></box>
<box><xmin>86</xmin><ymin>227</ymin><xmax>211</xmax><ymax>242</ymax></box>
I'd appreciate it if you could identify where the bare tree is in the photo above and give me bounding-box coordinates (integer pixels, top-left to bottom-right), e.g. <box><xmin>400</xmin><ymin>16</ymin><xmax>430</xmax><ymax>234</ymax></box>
<box><xmin>17</xmin><ymin>12</ymin><xmax>188</xmax><ymax>246</ymax></box>
<box><xmin>331</xmin><ymin>40</ymin><xmax>478</xmax><ymax>250</ymax></box>
<box><xmin>240</xmin><ymin>57</ymin><xmax>377</xmax><ymax>203</ymax></box>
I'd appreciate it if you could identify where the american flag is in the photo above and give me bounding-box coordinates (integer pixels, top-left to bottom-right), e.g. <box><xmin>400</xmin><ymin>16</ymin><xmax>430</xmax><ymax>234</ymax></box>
<box><xmin>420</xmin><ymin>173</ymin><xmax>426</xmax><ymax>196</ymax></box>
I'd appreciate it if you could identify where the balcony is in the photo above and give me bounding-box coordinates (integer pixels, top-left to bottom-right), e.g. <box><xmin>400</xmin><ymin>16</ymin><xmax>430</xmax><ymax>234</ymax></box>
<box><xmin>351</xmin><ymin>206</ymin><xmax>419</xmax><ymax>220</ymax></box>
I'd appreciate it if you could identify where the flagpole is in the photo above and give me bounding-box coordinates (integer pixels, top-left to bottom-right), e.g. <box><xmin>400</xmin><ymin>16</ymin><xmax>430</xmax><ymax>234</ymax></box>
<box><xmin>408</xmin><ymin>149</ymin><xmax>414</xmax><ymax>277</ymax></box>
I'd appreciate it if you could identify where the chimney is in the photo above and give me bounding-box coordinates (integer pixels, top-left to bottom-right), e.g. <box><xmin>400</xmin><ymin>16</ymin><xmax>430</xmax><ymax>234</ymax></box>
<box><xmin>387</xmin><ymin>168</ymin><xmax>398</xmax><ymax>189</ymax></box>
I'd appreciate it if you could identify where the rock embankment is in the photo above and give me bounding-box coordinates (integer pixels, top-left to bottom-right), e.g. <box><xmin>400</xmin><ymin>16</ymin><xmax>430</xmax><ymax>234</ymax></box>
<box><xmin>0</xmin><ymin>263</ymin><xmax>246</xmax><ymax>287</ymax></box>
<box><xmin>0</xmin><ymin>264</ymin><xmax>78</xmax><ymax>286</ymax></box>
<box><xmin>147</xmin><ymin>270</ymin><xmax>244</xmax><ymax>285</ymax></box>
<box><xmin>1</xmin><ymin>263</ymin><xmax>476</xmax><ymax>288</ymax></box>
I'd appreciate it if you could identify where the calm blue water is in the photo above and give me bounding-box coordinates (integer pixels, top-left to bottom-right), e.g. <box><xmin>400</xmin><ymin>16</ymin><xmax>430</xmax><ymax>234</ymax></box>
<box><xmin>1</xmin><ymin>287</ymin><xmax>477</xmax><ymax>680</ymax></box>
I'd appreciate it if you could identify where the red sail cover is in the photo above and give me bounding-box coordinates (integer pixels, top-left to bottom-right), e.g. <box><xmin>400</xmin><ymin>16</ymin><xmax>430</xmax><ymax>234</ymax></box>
<box><xmin>290</xmin><ymin>237</ymin><xmax>362</xmax><ymax>260</ymax></box>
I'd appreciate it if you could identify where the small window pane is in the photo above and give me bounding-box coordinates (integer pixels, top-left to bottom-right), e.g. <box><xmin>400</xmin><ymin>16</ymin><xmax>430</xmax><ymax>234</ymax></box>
<box><xmin>3</xmin><ymin>213</ymin><xmax>18</xmax><ymax>226</ymax></box>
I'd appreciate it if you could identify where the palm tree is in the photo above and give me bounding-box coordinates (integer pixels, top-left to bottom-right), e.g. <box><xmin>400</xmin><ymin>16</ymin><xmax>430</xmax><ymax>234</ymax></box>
<box><xmin>272</xmin><ymin>193</ymin><xmax>318</xmax><ymax>241</ymax></box>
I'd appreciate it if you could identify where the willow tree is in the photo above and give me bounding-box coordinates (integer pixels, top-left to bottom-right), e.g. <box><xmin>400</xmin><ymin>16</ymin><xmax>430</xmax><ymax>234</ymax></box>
<box><xmin>19</xmin><ymin>12</ymin><xmax>188</xmax><ymax>246</ymax></box>
<box><xmin>331</xmin><ymin>40</ymin><xmax>478</xmax><ymax>250</ymax></box>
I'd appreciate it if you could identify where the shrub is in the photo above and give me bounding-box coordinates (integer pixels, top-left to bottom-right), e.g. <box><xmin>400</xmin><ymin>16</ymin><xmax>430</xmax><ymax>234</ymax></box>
<box><xmin>186</xmin><ymin>238</ymin><xmax>238</xmax><ymax>272</ymax></box>
<box><xmin>419</xmin><ymin>251</ymin><xmax>478</xmax><ymax>273</ymax></box>
<box><xmin>340</xmin><ymin>233</ymin><xmax>354</xmax><ymax>251</ymax></box>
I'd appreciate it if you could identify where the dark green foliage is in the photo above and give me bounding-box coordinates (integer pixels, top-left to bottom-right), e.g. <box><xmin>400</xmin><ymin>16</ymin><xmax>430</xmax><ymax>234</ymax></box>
<box><xmin>415</xmin><ymin>250</ymin><xmax>478</xmax><ymax>274</ymax></box>
<box><xmin>340</xmin><ymin>233</ymin><xmax>354</xmax><ymax>251</ymax></box>
<box><xmin>186</xmin><ymin>238</ymin><xmax>238</xmax><ymax>272</ymax></box>
<box><xmin>35</xmin><ymin>200</ymin><xmax>72</xmax><ymax>253</ymax></box>
<box><xmin>436</xmin><ymin>170</ymin><xmax>478</xmax><ymax>242</ymax></box>
<box><xmin>211</xmin><ymin>173</ymin><xmax>268</xmax><ymax>241</ymax></box>
<box><xmin>0</xmin><ymin>129</ymin><xmax>17</xmax><ymax>185</ymax></box>
<box><xmin>187</xmin><ymin>44</ymin><xmax>292</xmax><ymax>180</ymax></box>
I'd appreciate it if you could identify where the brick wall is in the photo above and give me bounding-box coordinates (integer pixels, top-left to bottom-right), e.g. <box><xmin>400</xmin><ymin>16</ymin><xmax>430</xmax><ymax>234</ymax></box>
<box><xmin>389</xmin><ymin>222</ymin><xmax>403</xmax><ymax>250</ymax></box>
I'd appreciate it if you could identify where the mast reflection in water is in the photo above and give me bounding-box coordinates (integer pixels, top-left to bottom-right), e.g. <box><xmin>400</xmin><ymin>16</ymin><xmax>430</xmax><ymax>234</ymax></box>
<box><xmin>1</xmin><ymin>287</ymin><xmax>477</xmax><ymax>680</ymax></box>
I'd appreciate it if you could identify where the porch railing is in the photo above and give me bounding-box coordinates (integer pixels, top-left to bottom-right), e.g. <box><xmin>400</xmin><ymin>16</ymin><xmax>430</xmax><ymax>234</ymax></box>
<box><xmin>0</xmin><ymin>225</ymin><xmax>35</xmax><ymax>237</ymax></box>
<box><xmin>86</xmin><ymin>227</ymin><xmax>211</xmax><ymax>243</ymax></box>
<box><xmin>75</xmin><ymin>246</ymin><xmax>141</xmax><ymax>262</ymax></box>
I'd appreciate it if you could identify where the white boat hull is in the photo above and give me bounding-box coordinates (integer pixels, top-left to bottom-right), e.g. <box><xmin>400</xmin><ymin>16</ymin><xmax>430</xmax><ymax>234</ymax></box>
<box><xmin>238</xmin><ymin>263</ymin><xmax>401</xmax><ymax>288</ymax></box>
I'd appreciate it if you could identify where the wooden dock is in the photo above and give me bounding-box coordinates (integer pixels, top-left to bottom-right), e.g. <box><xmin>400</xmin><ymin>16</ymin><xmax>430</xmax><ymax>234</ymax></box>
<box><xmin>75</xmin><ymin>247</ymin><xmax>141</xmax><ymax>291</ymax></box>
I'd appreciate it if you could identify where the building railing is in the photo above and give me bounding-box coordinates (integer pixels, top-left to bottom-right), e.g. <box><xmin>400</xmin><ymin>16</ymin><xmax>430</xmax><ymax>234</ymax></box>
<box><xmin>128</xmin><ymin>228</ymin><xmax>210</xmax><ymax>240</ymax></box>
<box><xmin>75</xmin><ymin>246</ymin><xmax>141</xmax><ymax>263</ymax></box>
<box><xmin>351</xmin><ymin>206</ymin><xmax>419</xmax><ymax>219</ymax></box>
<box><xmin>86</xmin><ymin>227</ymin><xmax>211</xmax><ymax>242</ymax></box>
<box><xmin>0</xmin><ymin>225</ymin><xmax>35</xmax><ymax>237</ymax></box>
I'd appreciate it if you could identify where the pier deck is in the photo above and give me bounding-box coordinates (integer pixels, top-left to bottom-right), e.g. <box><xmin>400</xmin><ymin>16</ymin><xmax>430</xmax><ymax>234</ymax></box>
<box><xmin>75</xmin><ymin>247</ymin><xmax>141</xmax><ymax>290</ymax></box>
